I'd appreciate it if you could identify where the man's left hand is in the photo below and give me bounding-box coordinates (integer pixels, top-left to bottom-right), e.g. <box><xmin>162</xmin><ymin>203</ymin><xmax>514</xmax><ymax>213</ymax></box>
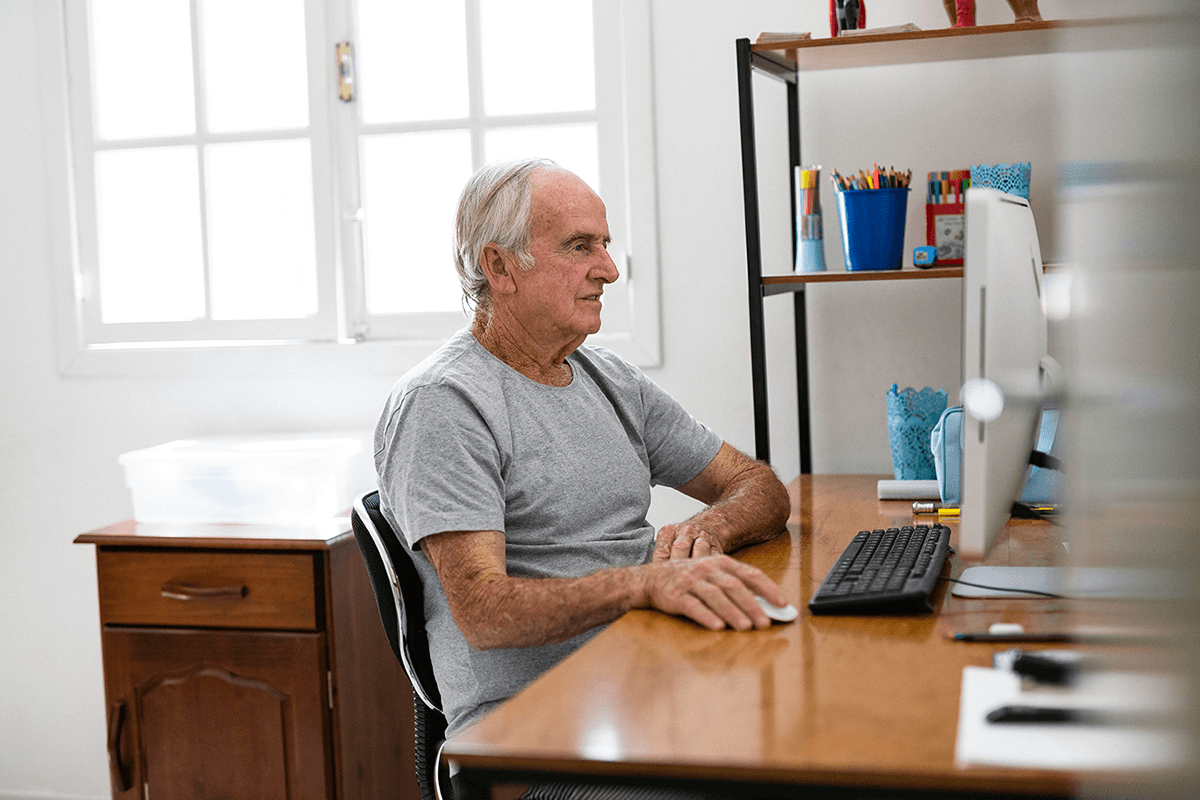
<box><xmin>653</xmin><ymin>522</ymin><xmax>724</xmax><ymax>561</ymax></box>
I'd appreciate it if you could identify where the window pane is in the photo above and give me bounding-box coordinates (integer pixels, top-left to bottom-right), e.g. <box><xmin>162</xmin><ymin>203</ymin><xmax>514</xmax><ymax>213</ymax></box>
<box><xmin>479</xmin><ymin>0</ymin><xmax>594</xmax><ymax>116</ymax></box>
<box><xmin>91</xmin><ymin>0</ymin><xmax>196</xmax><ymax>139</ymax></box>
<box><xmin>201</xmin><ymin>0</ymin><xmax>309</xmax><ymax>132</ymax></box>
<box><xmin>94</xmin><ymin>147</ymin><xmax>205</xmax><ymax>323</ymax></box>
<box><xmin>205</xmin><ymin>140</ymin><xmax>319</xmax><ymax>320</ymax></box>
<box><xmin>361</xmin><ymin>131</ymin><xmax>472</xmax><ymax>314</ymax></box>
<box><xmin>357</xmin><ymin>0</ymin><xmax>469</xmax><ymax>124</ymax></box>
<box><xmin>485</xmin><ymin>123</ymin><xmax>600</xmax><ymax>193</ymax></box>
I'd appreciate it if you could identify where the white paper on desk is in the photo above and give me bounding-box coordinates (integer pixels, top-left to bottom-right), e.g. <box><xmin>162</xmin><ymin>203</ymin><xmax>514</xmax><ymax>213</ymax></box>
<box><xmin>955</xmin><ymin>666</ymin><xmax>1187</xmax><ymax>771</ymax></box>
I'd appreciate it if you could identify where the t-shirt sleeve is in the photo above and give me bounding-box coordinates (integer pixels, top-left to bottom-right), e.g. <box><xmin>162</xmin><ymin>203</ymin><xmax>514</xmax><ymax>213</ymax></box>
<box><xmin>634</xmin><ymin>369</ymin><xmax>723</xmax><ymax>489</ymax></box>
<box><xmin>376</xmin><ymin>382</ymin><xmax>507</xmax><ymax>549</ymax></box>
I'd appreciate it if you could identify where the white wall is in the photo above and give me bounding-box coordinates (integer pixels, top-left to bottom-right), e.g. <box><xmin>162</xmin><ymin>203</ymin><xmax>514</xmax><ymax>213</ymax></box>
<box><xmin>0</xmin><ymin>1</ymin><xmax>1167</xmax><ymax>797</ymax></box>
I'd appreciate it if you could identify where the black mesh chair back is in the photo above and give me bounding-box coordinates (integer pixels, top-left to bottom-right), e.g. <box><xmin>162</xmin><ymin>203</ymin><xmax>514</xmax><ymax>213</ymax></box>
<box><xmin>351</xmin><ymin>490</ymin><xmax>452</xmax><ymax>800</ymax></box>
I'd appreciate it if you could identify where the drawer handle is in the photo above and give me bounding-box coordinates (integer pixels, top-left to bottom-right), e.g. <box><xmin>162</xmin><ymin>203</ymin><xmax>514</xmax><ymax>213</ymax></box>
<box><xmin>107</xmin><ymin>700</ymin><xmax>132</xmax><ymax>792</ymax></box>
<box><xmin>160</xmin><ymin>582</ymin><xmax>248</xmax><ymax>601</ymax></box>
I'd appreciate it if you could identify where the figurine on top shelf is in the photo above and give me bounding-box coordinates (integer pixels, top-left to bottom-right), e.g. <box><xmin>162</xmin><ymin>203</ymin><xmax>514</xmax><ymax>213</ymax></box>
<box><xmin>942</xmin><ymin>0</ymin><xmax>1043</xmax><ymax>28</ymax></box>
<box><xmin>830</xmin><ymin>0</ymin><xmax>866</xmax><ymax>37</ymax></box>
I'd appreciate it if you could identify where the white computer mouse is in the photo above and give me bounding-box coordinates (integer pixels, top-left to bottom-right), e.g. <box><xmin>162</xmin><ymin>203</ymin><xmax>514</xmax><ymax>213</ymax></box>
<box><xmin>755</xmin><ymin>596</ymin><xmax>799</xmax><ymax>623</ymax></box>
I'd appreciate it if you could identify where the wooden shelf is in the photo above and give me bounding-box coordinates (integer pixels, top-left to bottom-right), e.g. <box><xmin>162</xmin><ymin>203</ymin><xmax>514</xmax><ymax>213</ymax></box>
<box><xmin>761</xmin><ymin>267</ymin><xmax>962</xmax><ymax>295</ymax></box>
<box><xmin>751</xmin><ymin>18</ymin><xmax>1142</xmax><ymax>74</ymax></box>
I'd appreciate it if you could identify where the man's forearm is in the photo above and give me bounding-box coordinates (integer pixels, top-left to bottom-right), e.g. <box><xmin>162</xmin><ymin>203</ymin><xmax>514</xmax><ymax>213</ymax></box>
<box><xmin>450</xmin><ymin>564</ymin><xmax>648</xmax><ymax>650</ymax></box>
<box><xmin>449</xmin><ymin>551</ymin><xmax>789</xmax><ymax>649</ymax></box>
<box><xmin>687</xmin><ymin>460</ymin><xmax>790</xmax><ymax>553</ymax></box>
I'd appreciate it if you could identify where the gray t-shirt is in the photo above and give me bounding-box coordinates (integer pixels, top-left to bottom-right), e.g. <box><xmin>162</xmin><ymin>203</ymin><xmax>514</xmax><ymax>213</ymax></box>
<box><xmin>374</xmin><ymin>328</ymin><xmax>722</xmax><ymax>735</ymax></box>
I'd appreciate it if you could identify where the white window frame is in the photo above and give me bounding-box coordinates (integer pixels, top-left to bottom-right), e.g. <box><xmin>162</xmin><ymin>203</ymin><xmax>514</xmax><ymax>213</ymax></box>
<box><xmin>44</xmin><ymin>0</ymin><xmax>661</xmax><ymax>377</ymax></box>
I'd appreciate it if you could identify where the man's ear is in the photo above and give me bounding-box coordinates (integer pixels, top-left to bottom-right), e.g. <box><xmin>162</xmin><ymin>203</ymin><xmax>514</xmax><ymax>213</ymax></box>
<box><xmin>480</xmin><ymin>244</ymin><xmax>518</xmax><ymax>296</ymax></box>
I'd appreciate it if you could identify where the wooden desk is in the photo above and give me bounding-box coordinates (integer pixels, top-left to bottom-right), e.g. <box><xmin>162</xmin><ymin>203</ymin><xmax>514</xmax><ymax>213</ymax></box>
<box><xmin>443</xmin><ymin>475</ymin><xmax>1143</xmax><ymax>799</ymax></box>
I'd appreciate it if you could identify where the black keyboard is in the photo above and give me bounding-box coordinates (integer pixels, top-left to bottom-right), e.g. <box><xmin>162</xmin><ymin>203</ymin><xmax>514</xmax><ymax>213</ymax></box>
<box><xmin>809</xmin><ymin>524</ymin><xmax>953</xmax><ymax>614</ymax></box>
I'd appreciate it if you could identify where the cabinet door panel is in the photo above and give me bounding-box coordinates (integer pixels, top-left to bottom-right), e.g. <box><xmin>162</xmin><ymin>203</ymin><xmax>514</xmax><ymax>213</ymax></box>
<box><xmin>103</xmin><ymin>628</ymin><xmax>331</xmax><ymax>800</ymax></box>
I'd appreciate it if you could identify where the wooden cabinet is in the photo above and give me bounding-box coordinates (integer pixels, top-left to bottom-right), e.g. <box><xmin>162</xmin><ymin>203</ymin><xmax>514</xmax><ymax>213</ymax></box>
<box><xmin>76</xmin><ymin>521</ymin><xmax>416</xmax><ymax>800</ymax></box>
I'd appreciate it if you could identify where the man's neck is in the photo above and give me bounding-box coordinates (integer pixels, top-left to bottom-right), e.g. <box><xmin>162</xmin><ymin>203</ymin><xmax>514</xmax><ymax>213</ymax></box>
<box><xmin>470</xmin><ymin>312</ymin><xmax>581</xmax><ymax>387</ymax></box>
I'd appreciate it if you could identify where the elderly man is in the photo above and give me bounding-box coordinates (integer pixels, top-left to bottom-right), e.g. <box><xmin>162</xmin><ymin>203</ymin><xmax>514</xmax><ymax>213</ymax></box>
<box><xmin>375</xmin><ymin>157</ymin><xmax>791</xmax><ymax>738</ymax></box>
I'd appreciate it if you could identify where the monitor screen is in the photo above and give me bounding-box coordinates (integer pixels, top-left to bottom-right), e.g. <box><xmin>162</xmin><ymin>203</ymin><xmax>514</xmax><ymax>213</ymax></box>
<box><xmin>957</xmin><ymin>188</ymin><xmax>1054</xmax><ymax>561</ymax></box>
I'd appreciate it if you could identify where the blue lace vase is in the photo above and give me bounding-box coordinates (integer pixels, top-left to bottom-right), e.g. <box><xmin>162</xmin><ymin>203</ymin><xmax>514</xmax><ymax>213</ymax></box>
<box><xmin>886</xmin><ymin>384</ymin><xmax>948</xmax><ymax>480</ymax></box>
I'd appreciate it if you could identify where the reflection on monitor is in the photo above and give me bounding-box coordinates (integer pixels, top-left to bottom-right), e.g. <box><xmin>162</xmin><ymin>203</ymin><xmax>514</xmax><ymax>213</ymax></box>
<box><xmin>958</xmin><ymin>188</ymin><xmax>1056</xmax><ymax>562</ymax></box>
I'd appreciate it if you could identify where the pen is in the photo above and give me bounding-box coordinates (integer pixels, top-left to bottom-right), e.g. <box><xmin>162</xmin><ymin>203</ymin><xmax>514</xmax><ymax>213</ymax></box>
<box><xmin>987</xmin><ymin>705</ymin><xmax>1082</xmax><ymax>724</ymax></box>
<box><xmin>952</xmin><ymin>632</ymin><xmax>1079</xmax><ymax>643</ymax></box>
<box><xmin>986</xmin><ymin>705</ymin><xmax>1156</xmax><ymax>726</ymax></box>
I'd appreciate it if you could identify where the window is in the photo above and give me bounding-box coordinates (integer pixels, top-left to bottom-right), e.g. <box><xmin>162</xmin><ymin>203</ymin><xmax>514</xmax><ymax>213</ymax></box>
<box><xmin>58</xmin><ymin>0</ymin><xmax>659</xmax><ymax>370</ymax></box>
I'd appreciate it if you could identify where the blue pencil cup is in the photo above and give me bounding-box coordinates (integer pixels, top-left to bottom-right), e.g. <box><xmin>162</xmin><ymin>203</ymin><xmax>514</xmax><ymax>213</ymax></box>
<box><xmin>886</xmin><ymin>384</ymin><xmax>947</xmax><ymax>481</ymax></box>
<box><xmin>836</xmin><ymin>188</ymin><xmax>909</xmax><ymax>271</ymax></box>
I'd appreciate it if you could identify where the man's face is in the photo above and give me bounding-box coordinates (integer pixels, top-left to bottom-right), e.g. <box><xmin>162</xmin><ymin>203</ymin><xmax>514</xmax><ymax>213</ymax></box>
<box><xmin>512</xmin><ymin>169</ymin><xmax>619</xmax><ymax>346</ymax></box>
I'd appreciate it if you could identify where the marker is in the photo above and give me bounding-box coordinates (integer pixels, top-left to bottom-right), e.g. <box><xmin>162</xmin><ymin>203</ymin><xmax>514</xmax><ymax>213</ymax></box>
<box><xmin>913</xmin><ymin>501</ymin><xmax>958</xmax><ymax>514</ymax></box>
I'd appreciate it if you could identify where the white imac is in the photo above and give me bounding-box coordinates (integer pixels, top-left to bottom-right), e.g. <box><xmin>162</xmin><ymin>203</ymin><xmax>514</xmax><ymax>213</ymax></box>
<box><xmin>958</xmin><ymin>188</ymin><xmax>1055</xmax><ymax>560</ymax></box>
<box><xmin>954</xmin><ymin>188</ymin><xmax>1063</xmax><ymax>596</ymax></box>
<box><xmin>953</xmin><ymin>188</ymin><xmax>1164</xmax><ymax>601</ymax></box>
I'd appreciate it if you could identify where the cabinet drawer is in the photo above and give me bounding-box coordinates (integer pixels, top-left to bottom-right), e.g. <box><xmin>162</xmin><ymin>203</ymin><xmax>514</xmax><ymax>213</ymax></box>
<box><xmin>97</xmin><ymin>549</ymin><xmax>319</xmax><ymax>630</ymax></box>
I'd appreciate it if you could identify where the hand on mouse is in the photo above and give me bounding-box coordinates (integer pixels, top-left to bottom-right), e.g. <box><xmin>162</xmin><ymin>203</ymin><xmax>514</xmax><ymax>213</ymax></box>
<box><xmin>638</xmin><ymin>555</ymin><xmax>788</xmax><ymax>632</ymax></box>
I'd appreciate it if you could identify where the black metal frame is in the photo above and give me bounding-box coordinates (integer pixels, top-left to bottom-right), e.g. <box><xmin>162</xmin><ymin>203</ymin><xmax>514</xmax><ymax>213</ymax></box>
<box><xmin>736</xmin><ymin>37</ymin><xmax>812</xmax><ymax>473</ymax></box>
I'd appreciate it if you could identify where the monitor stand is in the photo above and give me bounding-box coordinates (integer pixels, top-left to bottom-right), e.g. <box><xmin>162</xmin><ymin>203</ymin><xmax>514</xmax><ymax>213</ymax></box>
<box><xmin>952</xmin><ymin>566</ymin><xmax>1171</xmax><ymax>600</ymax></box>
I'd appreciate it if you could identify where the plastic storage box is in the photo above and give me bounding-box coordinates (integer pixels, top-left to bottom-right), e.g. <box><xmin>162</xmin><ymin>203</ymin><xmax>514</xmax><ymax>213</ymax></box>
<box><xmin>119</xmin><ymin>431</ymin><xmax>375</xmax><ymax>525</ymax></box>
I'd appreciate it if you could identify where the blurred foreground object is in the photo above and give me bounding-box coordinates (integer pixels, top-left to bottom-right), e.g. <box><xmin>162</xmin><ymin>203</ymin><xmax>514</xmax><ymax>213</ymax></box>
<box><xmin>1055</xmin><ymin>8</ymin><xmax>1200</xmax><ymax>798</ymax></box>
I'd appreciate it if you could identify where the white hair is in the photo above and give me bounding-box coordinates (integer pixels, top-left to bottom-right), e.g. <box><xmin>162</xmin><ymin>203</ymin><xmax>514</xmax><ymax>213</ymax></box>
<box><xmin>453</xmin><ymin>157</ymin><xmax>560</xmax><ymax>311</ymax></box>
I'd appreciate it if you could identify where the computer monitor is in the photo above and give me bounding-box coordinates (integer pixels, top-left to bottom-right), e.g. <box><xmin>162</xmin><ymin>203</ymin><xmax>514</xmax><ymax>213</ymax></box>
<box><xmin>954</xmin><ymin>187</ymin><xmax>1166</xmax><ymax>602</ymax></box>
<box><xmin>957</xmin><ymin>187</ymin><xmax>1057</xmax><ymax>563</ymax></box>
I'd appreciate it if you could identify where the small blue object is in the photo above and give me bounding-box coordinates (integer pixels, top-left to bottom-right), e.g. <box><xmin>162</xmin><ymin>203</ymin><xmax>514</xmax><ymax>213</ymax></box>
<box><xmin>913</xmin><ymin>246</ymin><xmax>937</xmax><ymax>267</ymax></box>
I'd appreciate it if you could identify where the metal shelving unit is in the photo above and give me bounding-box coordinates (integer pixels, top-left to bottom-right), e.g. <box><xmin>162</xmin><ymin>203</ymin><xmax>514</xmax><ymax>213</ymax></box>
<box><xmin>735</xmin><ymin>18</ymin><xmax>1126</xmax><ymax>470</ymax></box>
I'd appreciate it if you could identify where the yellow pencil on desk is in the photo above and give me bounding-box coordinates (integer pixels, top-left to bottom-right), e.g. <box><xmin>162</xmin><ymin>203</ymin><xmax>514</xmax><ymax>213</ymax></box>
<box><xmin>937</xmin><ymin>508</ymin><xmax>960</xmax><ymax>517</ymax></box>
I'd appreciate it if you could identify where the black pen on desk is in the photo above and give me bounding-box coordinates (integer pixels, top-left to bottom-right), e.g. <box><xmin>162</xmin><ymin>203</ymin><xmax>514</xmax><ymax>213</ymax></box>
<box><xmin>957</xmin><ymin>629</ymin><xmax>1162</xmax><ymax>645</ymax></box>
<box><xmin>987</xmin><ymin>705</ymin><xmax>1084</xmax><ymax>724</ymax></box>
<box><xmin>952</xmin><ymin>632</ymin><xmax>1078</xmax><ymax>643</ymax></box>
<box><xmin>986</xmin><ymin>705</ymin><xmax>1158</xmax><ymax>726</ymax></box>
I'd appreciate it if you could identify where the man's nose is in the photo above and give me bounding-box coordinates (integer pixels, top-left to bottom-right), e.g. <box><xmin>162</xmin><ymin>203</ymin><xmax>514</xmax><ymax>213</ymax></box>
<box><xmin>596</xmin><ymin>248</ymin><xmax>620</xmax><ymax>284</ymax></box>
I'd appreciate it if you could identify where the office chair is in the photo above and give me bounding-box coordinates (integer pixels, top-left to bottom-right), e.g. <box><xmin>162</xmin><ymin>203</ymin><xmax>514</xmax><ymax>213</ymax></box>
<box><xmin>352</xmin><ymin>491</ymin><xmax>711</xmax><ymax>800</ymax></box>
<box><xmin>351</xmin><ymin>490</ymin><xmax>452</xmax><ymax>800</ymax></box>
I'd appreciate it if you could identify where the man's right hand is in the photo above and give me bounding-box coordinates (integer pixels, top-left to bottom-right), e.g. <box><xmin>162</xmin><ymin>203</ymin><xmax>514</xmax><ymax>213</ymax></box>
<box><xmin>639</xmin><ymin>555</ymin><xmax>788</xmax><ymax>632</ymax></box>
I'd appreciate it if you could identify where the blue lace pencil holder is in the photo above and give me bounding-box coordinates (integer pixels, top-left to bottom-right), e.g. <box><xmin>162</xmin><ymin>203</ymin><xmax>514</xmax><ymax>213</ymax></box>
<box><xmin>886</xmin><ymin>384</ymin><xmax>948</xmax><ymax>481</ymax></box>
<box><xmin>970</xmin><ymin>162</ymin><xmax>1031</xmax><ymax>200</ymax></box>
